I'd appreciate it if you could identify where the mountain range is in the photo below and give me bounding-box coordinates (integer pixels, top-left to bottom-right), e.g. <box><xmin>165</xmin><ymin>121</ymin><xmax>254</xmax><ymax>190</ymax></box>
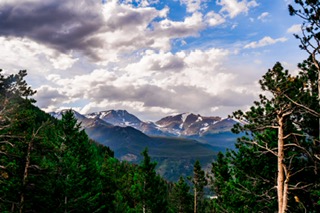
<box><xmin>50</xmin><ymin>109</ymin><xmax>241</xmax><ymax>181</ymax></box>
<box><xmin>84</xmin><ymin>110</ymin><xmax>237</xmax><ymax>137</ymax></box>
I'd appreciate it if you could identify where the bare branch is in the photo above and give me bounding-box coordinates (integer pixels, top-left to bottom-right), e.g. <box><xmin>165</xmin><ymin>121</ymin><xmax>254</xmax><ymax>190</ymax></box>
<box><xmin>283</xmin><ymin>133</ymin><xmax>305</xmax><ymax>140</ymax></box>
<box><xmin>28</xmin><ymin>165</ymin><xmax>43</xmax><ymax>170</ymax></box>
<box><xmin>284</xmin><ymin>143</ymin><xmax>313</xmax><ymax>159</ymax></box>
<box><xmin>0</xmin><ymin>141</ymin><xmax>14</xmax><ymax>147</ymax></box>
<box><xmin>0</xmin><ymin>151</ymin><xmax>9</xmax><ymax>156</ymax></box>
<box><xmin>241</xmin><ymin>139</ymin><xmax>278</xmax><ymax>156</ymax></box>
<box><xmin>0</xmin><ymin>135</ymin><xmax>24</xmax><ymax>139</ymax></box>
<box><xmin>288</xmin><ymin>183</ymin><xmax>313</xmax><ymax>191</ymax></box>
<box><xmin>284</xmin><ymin>94</ymin><xmax>320</xmax><ymax>117</ymax></box>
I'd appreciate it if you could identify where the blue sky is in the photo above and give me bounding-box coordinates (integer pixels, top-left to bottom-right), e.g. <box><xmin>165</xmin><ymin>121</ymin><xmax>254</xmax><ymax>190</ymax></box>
<box><xmin>0</xmin><ymin>0</ymin><xmax>308</xmax><ymax>120</ymax></box>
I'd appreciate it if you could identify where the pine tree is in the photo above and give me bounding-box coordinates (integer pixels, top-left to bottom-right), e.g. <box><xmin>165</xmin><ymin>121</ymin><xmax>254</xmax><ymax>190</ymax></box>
<box><xmin>192</xmin><ymin>160</ymin><xmax>207</xmax><ymax>213</ymax></box>
<box><xmin>54</xmin><ymin>110</ymin><xmax>102</xmax><ymax>212</ymax></box>
<box><xmin>211</xmin><ymin>62</ymin><xmax>320</xmax><ymax>212</ymax></box>
<box><xmin>170</xmin><ymin>176</ymin><xmax>193</xmax><ymax>213</ymax></box>
<box><xmin>130</xmin><ymin>148</ymin><xmax>169</xmax><ymax>213</ymax></box>
<box><xmin>288</xmin><ymin>0</ymin><xmax>320</xmax><ymax>139</ymax></box>
<box><xmin>0</xmin><ymin>69</ymin><xmax>58</xmax><ymax>212</ymax></box>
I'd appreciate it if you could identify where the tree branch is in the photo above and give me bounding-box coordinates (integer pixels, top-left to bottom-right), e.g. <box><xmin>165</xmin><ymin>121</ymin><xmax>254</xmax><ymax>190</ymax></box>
<box><xmin>284</xmin><ymin>94</ymin><xmax>320</xmax><ymax>117</ymax></box>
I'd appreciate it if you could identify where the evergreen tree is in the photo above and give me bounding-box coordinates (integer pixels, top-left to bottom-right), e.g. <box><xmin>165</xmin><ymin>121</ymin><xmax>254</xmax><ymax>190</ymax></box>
<box><xmin>288</xmin><ymin>0</ymin><xmax>320</xmax><ymax>138</ymax></box>
<box><xmin>211</xmin><ymin>136</ymin><xmax>278</xmax><ymax>212</ymax></box>
<box><xmin>54</xmin><ymin>110</ymin><xmax>102</xmax><ymax>212</ymax></box>
<box><xmin>0</xmin><ymin>69</ymin><xmax>58</xmax><ymax>212</ymax></box>
<box><xmin>130</xmin><ymin>148</ymin><xmax>169</xmax><ymax>213</ymax></box>
<box><xmin>170</xmin><ymin>176</ymin><xmax>193</xmax><ymax>213</ymax></box>
<box><xmin>233</xmin><ymin>62</ymin><xmax>319</xmax><ymax>212</ymax></box>
<box><xmin>211</xmin><ymin>62</ymin><xmax>320</xmax><ymax>212</ymax></box>
<box><xmin>192</xmin><ymin>160</ymin><xmax>207</xmax><ymax>213</ymax></box>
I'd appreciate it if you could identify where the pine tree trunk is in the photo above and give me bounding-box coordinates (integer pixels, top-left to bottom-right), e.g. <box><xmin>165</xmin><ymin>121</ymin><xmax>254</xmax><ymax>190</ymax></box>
<box><xmin>277</xmin><ymin>116</ymin><xmax>288</xmax><ymax>213</ymax></box>
<box><xmin>194</xmin><ymin>187</ymin><xmax>197</xmax><ymax>213</ymax></box>
<box><xmin>143</xmin><ymin>180</ymin><xmax>146</xmax><ymax>213</ymax></box>
<box><xmin>20</xmin><ymin>140</ymin><xmax>32</xmax><ymax>213</ymax></box>
<box><xmin>65</xmin><ymin>174</ymin><xmax>69</xmax><ymax>213</ymax></box>
<box><xmin>65</xmin><ymin>196</ymin><xmax>68</xmax><ymax>213</ymax></box>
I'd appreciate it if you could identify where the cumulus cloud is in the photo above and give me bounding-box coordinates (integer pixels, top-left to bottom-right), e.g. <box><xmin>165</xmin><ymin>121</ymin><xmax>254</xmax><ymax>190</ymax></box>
<box><xmin>287</xmin><ymin>24</ymin><xmax>301</xmax><ymax>33</ymax></box>
<box><xmin>205</xmin><ymin>11</ymin><xmax>226</xmax><ymax>26</ymax></box>
<box><xmin>180</xmin><ymin>0</ymin><xmax>204</xmax><ymax>13</ymax></box>
<box><xmin>34</xmin><ymin>85</ymin><xmax>69</xmax><ymax>112</ymax></box>
<box><xmin>0</xmin><ymin>1</ymin><xmax>105</xmax><ymax>60</ymax></box>
<box><xmin>244</xmin><ymin>36</ymin><xmax>288</xmax><ymax>49</ymax></box>
<box><xmin>0</xmin><ymin>0</ymin><xmax>206</xmax><ymax>65</ymax></box>
<box><xmin>152</xmin><ymin>12</ymin><xmax>205</xmax><ymax>38</ymax></box>
<box><xmin>217</xmin><ymin>0</ymin><xmax>258</xmax><ymax>18</ymax></box>
<box><xmin>0</xmin><ymin>36</ymin><xmax>78</xmax><ymax>73</ymax></box>
<box><xmin>34</xmin><ymin>46</ymin><xmax>258</xmax><ymax>120</ymax></box>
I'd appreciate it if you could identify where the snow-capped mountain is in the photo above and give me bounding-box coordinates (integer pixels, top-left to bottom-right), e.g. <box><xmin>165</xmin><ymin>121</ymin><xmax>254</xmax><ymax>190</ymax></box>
<box><xmin>85</xmin><ymin>110</ymin><xmax>165</xmax><ymax>136</ymax></box>
<box><xmin>84</xmin><ymin>110</ymin><xmax>237</xmax><ymax>137</ymax></box>
<box><xmin>51</xmin><ymin>109</ymin><xmax>239</xmax><ymax>137</ymax></box>
<box><xmin>86</xmin><ymin>110</ymin><xmax>142</xmax><ymax>127</ymax></box>
<box><xmin>50</xmin><ymin>109</ymin><xmax>113</xmax><ymax>128</ymax></box>
<box><xmin>155</xmin><ymin>113</ymin><xmax>222</xmax><ymax>136</ymax></box>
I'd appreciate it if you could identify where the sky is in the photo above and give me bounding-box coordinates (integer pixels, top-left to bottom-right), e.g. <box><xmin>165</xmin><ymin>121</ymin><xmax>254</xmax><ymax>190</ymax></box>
<box><xmin>0</xmin><ymin>0</ymin><xmax>309</xmax><ymax>121</ymax></box>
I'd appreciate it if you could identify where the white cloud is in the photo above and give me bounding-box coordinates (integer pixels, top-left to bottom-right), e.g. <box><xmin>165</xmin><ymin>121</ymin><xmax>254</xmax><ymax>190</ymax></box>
<box><xmin>180</xmin><ymin>0</ymin><xmax>203</xmax><ymax>13</ymax></box>
<box><xmin>205</xmin><ymin>11</ymin><xmax>226</xmax><ymax>26</ymax></box>
<box><xmin>0</xmin><ymin>0</ymin><xmax>207</xmax><ymax>66</ymax></box>
<box><xmin>287</xmin><ymin>24</ymin><xmax>301</xmax><ymax>33</ymax></box>
<box><xmin>244</xmin><ymin>36</ymin><xmax>288</xmax><ymax>49</ymax></box>
<box><xmin>257</xmin><ymin>12</ymin><xmax>269</xmax><ymax>21</ymax></box>
<box><xmin>0</xmin><ymin>36</ymin><xmax>78</xmax><ymax>72</ymax></box>
<box><xmin>217</xmin><ymin>0</ymin><xmax>258</xmax><ymax>18</ymax></box>
<box><xmin>35</xmin><ymin>46</ymin><xmax>258</xmax><ymax>120</ymax></box>
<box><xmin>97</xmin><ymin>3</ymin><xmax>205</xmax><ymax>62</ymax></box>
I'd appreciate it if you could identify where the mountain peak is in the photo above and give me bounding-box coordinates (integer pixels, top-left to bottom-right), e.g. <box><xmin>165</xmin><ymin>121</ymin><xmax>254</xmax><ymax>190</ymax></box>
<box><xmin>86</xmin><ymin>109</ymin><xmax>142</xmax><ymax>127</ymax></box>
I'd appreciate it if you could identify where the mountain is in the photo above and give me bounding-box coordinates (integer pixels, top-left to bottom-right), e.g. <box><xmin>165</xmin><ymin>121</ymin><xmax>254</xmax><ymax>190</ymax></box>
<box><xmin>51</xmin><ymin>109</ymin><xmax>241</xmax><ymax>181</ymax></box>
<box><xmin>84</xmin><ymin>110</ymin><xmax>238</xmax><ymax>138</ymax></box>
<box><xmin>84</xmin><ymin>110</ymin><xmax>241</xmax><ymax>150</ymax></box>
<box><xmin>86</xmin><ymin>110</ymin><xmax>166</xmax><ymax>136</ymax></box>
<box><xmin>155</xmin><ymin>112</ymin><xmax>221</xmax><ymax>136</ymax></box>
<box><xmin>86</xmin><ymin>110</ymin><xmax>141</xmax><ymax>127</ymax></box>
<box><xmin>50</xmin><ymin>109</ymin><xmax>113</xmax><ymax>128</ymax></box>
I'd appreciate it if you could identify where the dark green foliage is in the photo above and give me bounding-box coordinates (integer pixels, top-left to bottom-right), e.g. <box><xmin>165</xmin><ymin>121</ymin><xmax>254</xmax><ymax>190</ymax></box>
<box><xmin>192</xmin><ymin>160</ymin><xmax>207</xmax><ymax>213</ymax></box>
<box><xmin>130</xmin><ymin>148</ymin><xmax>169</xmax><ymax>212</ymax></box>
<box><xmin>288</xmin><ymin>0</ymin><xmax>320</xmax><ymax>53</ymax></box>
<box><xmin>211</xmin><ymin>135</ymin><xmax>278</xmax><ymax>212</ymax></box>
<box><xmin>0</xmin><ymin>70</ymin><xmax>57</xmax><ymax>212</ymax></box>
<box><xmin>170</xmin><ymin>176</ymin><xmax>193</xmax><ymax>213</ymax></box>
